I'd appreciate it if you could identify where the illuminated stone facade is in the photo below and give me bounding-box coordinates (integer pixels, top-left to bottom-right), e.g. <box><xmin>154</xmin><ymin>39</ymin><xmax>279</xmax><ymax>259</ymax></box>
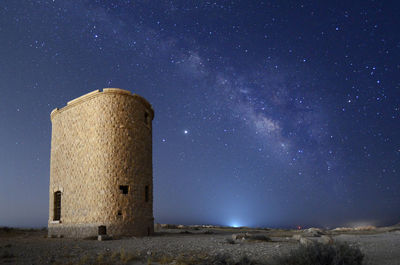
<box><xmin>48</xmin><ymin>88</ymin><xmax>154</xmax><ymax>238</ymax></box>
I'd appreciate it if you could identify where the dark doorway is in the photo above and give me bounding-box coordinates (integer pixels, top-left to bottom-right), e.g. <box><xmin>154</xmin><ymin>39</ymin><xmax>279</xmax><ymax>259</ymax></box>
<box><xmin>53</xmin><ymin>191</ymin><xmax>61</xmax><ymax>221</ymax></box>
<box><xmin>98</xmin><ymin>226</ymin><xmax>107</xmax><ymax>235</ymax></box>
<box><xmin>145</xmin><ymin>185</ymin><xmax>149</xmax><ymax>202</ymax></box>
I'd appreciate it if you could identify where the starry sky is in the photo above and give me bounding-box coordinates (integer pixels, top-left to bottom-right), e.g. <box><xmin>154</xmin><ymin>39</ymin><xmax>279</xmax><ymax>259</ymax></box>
<box><xmin>0</xmin><ymin>1</ymin><xmax>399</xmax><ymax>229</ymax></box>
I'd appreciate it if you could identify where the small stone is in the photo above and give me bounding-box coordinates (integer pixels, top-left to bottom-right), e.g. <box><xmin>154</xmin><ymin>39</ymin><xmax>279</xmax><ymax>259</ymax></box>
<box><xmin>299</xmin><ymin>237</ymin><xmax>313</xmax><ymax>246</ymax></box>
<box><xmin>97</xmin><ymin>235</ymin><xmax>111</xmax><ymax>241</ymax></box>
<box><xmin>292</xmin><ymin>234</ymin><xmax>302</xmax><ymax>241</ymax></box>
<box><xmin>232</xmin><ymin>233</ymin><xmax>247</xmax><ymax>240</ymax></box>
<box><xmin>319</xmin><ymin>235</ymin><xmax>333</xmax><ymax>245</ymax></box>
<box><xmin>303</xmin><ymin>228</ymin><xmax>324</xmax><ymax>237</ymax></box>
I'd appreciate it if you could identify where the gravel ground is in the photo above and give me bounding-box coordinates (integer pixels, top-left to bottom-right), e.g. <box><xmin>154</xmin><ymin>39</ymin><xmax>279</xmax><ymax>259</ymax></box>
<box><xmin>334</xmin><ymin>231</ymin><xmax>400</xmax><ymax>265</ymax></box>
<box><xmin>0</xmin><ymin>228</ymin><xmax>399</xmax><ymax>264</ymax></box>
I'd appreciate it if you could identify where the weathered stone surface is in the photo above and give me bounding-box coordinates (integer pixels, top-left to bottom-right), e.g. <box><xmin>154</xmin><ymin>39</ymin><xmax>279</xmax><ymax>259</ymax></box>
<box><xmin>232</xmin><ymin>233</ymin><xmax>247</xmax><ymax>240</ymax></box>
<box><xmin>299</xmin><ymin>237</ymin><xmax>314</xmax><ymax>246</ymax></box>
<box><xmin>292</xmin><ymin>234</ymin><xmax>302</xmax><ymax>241</ymax></box>
<box><xmin>303</xmin><ymin>227</ymin><xmax>324</xmax><ymax>237</ymax></box>
<box><xmin>97</xmin><ymin>235</ymin><xmax>112</xmax><ymax>241</ymax></box>
<box><xmin>48</xmin><ymin>88</ymin><xmax>154</xmax><ymax>238</ymax></box>
<box><xmin>318</xmin><ymin>235</ymin><xmax>334</xmax><ymax>245</ymax></box>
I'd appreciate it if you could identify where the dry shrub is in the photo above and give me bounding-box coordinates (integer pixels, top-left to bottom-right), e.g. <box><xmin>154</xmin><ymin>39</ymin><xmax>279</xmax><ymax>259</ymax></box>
<box><xmin>272</xmin><ymin>241</ymin><xmax>364</xmax><ymax>265</ymax></box>
<box><xmin>159</xmin><ymin>255</ymin><xmax>174</xmax><ymax>264</ymax></box>
<box><xmin>120</xmin><ymin>250</ymin><xmax>140</xmax><ymax>263</ymax></box>
<box><xmin>206</xmin><ymin>254</ymin><xmax>257</xmax><ymax>265</ymax></box>
<box><xmin>96</xmin><ymin>253</ymin><xmax>105</xmax><ymax>264</ymax></box>
<box><xmin>77</xmin><ymin>254</ymin><xmax>90</xmax><ymax>265</ymax></box>
<box><xmin>247</xmin><ymin>234</ymin><xmax>271</xmax><ymax>242</ymax></box>
<box><xmin>226</xmin><ymin>238</ymin><xmax>236</xmax><ymax>244</ymax></box>
<box><xmin>111</xmin><ymin>251</ymin><xmax>120</xmax><ymax>260</ymax></box>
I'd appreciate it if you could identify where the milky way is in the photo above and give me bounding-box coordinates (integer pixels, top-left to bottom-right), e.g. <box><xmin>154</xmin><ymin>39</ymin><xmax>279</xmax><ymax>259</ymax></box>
<box><xmin>0</xmin><ymin>1</ymin><xmax>399</xmax><ymax>228</ymax></box>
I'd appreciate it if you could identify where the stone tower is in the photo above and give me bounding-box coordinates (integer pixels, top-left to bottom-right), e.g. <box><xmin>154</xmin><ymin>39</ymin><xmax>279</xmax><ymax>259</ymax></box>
<box><xmin>48</xmin><ymin>88</ymin><xmax>154</xmax><ymax>238</ymax></box>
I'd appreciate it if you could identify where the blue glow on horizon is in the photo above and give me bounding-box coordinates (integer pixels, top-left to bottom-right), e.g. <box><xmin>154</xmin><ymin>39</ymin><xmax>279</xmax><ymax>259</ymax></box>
<box><xmin>229</xmin><ymin>221</ymin><xmax>242</xmax><ymax>228</ymax></box>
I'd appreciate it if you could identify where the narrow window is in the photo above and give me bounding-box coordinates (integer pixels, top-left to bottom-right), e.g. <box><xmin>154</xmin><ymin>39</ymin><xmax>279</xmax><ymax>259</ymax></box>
<box><xmin>144</xmin><ymin>111</ymin><xmax>150</xmax><ymax>125</ymax></box>
<box><xmin>117</xmin><ymin>210</ymin><xmax>122</xmax><ymax>217</ymax></box>
<box><xmin>145</xmin><ymin>185</ymin><xmax>149</xmax><ymax>202</ymax></box>
<box><xmin>53</xmin><ymin>191</ymin><xmax>61</xmax><ymax>221</ymax></box>
<box><xmin>119</xmin><ymin>185</ymin><xmax>129</xmax><ymax>194</ymax></box>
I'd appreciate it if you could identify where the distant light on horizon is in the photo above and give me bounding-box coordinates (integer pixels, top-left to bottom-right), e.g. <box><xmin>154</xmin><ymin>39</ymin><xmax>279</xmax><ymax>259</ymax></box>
<box><xmin>229</xmin><ymin>221</ymin><xmax>242</xmax><ymax>228</ymax></box>
<box><xmin>347</xmin><ymin>221</ymin><xmax>377</xmax><ymax>228</ymax></box>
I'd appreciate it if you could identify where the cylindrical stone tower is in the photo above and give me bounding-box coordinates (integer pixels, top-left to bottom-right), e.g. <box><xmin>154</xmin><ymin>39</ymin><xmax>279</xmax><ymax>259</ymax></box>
<box><xmin>48</xmin><ymin>88</ymin><xmax>154</xmax><ymax>238</ymax></box>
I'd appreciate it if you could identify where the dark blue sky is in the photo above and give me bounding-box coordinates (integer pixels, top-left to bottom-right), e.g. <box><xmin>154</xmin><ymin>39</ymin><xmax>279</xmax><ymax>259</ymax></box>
<box><xmin>0</xmin><ymin>1</ymin><xmax>399</xmax><ymax>228</ymax></box>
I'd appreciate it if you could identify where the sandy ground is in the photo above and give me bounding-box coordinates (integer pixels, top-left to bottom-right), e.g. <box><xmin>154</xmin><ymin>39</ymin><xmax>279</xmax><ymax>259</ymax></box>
<box><xmin>0</xmin><ymin>226</ymin><xmax>399</xmax><ymax>264</ymax></box>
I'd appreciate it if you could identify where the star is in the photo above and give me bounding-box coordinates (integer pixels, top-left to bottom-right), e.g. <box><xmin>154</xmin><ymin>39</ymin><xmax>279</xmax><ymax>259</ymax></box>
<box><xmin>1</xmin><ymin>0</ymin><xmax>399</xmax><ymax>230</ymax></box>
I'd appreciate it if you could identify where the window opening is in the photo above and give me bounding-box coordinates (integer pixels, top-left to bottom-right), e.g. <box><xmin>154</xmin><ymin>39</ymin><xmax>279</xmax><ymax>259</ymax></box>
<box><xmin>145</xmin><ymin>185</ymin><xmax>149</xmax><ymax>202</ymax></box>
<box><xmin>119</xmin><ymin>185</ymin><xmax>129</xmax><ymax>194</ymax></box>
<box><xmin>144</xmin><ymin>111</ymin><xmax>150</xmax><ymax>125</ymax></box>
<box><xmin>53</xmin><ymin>191</ymin><xmax>61</xmax><ymax>221</ymax></box>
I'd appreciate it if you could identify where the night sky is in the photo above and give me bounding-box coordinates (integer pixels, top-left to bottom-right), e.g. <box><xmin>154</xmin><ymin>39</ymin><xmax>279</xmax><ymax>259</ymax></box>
<box><xmin>0</xmin><ymin>1</ymin><xmax>399</xmax><ymax>229</ymax></box>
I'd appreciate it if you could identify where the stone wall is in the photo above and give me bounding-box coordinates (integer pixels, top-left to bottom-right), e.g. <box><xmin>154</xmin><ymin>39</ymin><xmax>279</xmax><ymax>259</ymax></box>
<box><xmin>48</xmin><ymin>88</ymin><xmax>154</xmax><ymax>238</ymax></box>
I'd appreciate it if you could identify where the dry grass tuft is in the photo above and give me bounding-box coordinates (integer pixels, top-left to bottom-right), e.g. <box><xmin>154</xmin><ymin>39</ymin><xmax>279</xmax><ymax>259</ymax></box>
<box><xmin>272</xmin><ymin>241</ymin><xmax>364</xmax><ymax>265</ymax></box>
<box><xmin>246</xmin><ymin>234</ymin><xmax>271</xmax><ymax>242</ymax></box>
<box><xmin>111</xmin><ymin>251</ymin><xmax>120</xmax><ymax>260</ymax></box>
<box><xmin>120</xmin><ymin>249</ymin><xmax>140</xmax><ymax>263</ymax></box>
<box><xmin>158</xmin><ymin>254</ymin><xmax>175</xmax><ymax>264</ymax></box>
<box><xmin>77</xmin><ymin>254</ymin><xmax>90</xmax><ymax>265</ymax></box>
<box><xmin>96</xmin><ymin>253</ymin><xmax>105</xmax><ymax>264</ymax></box>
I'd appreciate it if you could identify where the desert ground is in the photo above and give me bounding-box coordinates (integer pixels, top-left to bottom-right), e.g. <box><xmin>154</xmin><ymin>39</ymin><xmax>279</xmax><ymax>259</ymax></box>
<box><xmin>0</xmin><ymin>224</ymin><xmax>399</xmax><ymax>265</ymax></box>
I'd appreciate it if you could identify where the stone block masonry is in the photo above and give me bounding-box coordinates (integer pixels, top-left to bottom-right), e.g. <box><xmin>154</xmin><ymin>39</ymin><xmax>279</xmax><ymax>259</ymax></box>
<box><xmin>48</xmin><ymin>88</ymin><xmax>154</xmax><ymax>238</ymax></box>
